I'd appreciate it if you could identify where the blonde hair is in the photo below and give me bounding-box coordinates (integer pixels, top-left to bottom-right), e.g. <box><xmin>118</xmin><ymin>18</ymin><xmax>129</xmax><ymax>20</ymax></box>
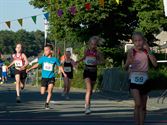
<box><xmin>88</xmin><ymin>36</ymin><xmax>104</xmax><ymax>45</ymax></box>
<box><xmin>132</xmin><ymin>32</ymin><xmax>146</xmax><ymax>43</ymax></box>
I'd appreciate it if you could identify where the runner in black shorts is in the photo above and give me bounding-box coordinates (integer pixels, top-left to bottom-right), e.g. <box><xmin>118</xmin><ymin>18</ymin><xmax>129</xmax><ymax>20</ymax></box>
<box><xmin>27</xmin><ymin>44</ymin><xmax>67</xmax><ymax>109</ymax></box>
<box><xmin>124</xmin><ymin>32</ymin><xmax>157</xmax><ymax>125</ymax></box>
<box><xmin>77</xmin><ymin>36</ymin><xmax>103</xmax><ymax>115</ymax></box>
<box><xmin>8</xmin><ymin>43</ymin><xmax>28</xmax><ymax>103</ymax></box>
<box><xmin>61</xmin><ymin>51</ymin><xmax>76</xmax><ymax>99</ymax></box>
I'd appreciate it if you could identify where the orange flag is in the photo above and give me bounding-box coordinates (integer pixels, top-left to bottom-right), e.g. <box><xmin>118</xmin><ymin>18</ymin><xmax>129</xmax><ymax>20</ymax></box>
<box><xmin>99</xmin><ymin>0</ymin><xmax>104</xmax><ymax>7</ymax></box>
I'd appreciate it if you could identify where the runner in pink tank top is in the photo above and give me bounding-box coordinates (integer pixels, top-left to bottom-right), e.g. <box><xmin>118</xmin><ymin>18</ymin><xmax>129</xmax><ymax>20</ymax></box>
<box><xmin>124</xmin><ymin>32</ymin><xmax>157</xmax><ymax>125</ymax></box>
<box><xmin>131</xmin><ymin>49</ymin><xmax>148</xmax><ymax>72</ymax></box>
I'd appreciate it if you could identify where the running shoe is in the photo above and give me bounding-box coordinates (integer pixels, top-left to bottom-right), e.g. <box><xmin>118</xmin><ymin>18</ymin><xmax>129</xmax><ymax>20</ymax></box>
<box><xmin>16</xmin><ymin>96</ymin><xmax>21</xmax><ymax>103</ymax></box>
<box><xmin>45</xmin><ymin>103</ymin><xmax>50</xmax><ymax>110</ymax></box>
<box><xmin>65</xmin><ymin>95</ymin><xmax>70</xmax><ymax>100</ymax></box>
<box><xmin>85</xmin><ymin>106</ymin><xmax>91</xmax><ymax>115</ymax></box>
<box><xmin>0</xmin><ymin>81</ymin><xmax>4</xmax><ymax>84</ymax></box>
<box><xmin>61</xmin><ymin>92</ymin><xmax>65</xmax><ymax>97</ymax></box>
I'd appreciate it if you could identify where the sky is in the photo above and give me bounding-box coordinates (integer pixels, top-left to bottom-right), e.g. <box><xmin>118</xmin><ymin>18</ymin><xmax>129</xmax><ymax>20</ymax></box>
<box><xmin>0</xmin><ymin>0</ymin><xmax>45</xmax><ymax>32</ymax></box>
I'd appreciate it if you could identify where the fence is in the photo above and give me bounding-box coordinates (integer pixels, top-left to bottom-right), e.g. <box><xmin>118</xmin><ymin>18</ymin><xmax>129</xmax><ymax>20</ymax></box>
<box><xmin>100</xmin><ymin>67</ymin><xmax>129</xmax><ymax>92</ymax></box>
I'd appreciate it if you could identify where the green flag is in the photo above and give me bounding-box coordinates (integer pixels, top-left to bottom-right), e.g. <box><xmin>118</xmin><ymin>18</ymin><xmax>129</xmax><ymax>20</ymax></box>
<box><xmin>32</xmin><ymin>16</ymin><xmax>37</xmax><ymax>24</ymax></box>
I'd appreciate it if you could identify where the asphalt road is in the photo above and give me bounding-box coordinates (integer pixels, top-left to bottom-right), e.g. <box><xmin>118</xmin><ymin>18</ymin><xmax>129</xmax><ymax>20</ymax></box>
<box><xmin>0</xmin><ymin>83</ymin><xmax>167</xmax><ymax>125</ymax></box>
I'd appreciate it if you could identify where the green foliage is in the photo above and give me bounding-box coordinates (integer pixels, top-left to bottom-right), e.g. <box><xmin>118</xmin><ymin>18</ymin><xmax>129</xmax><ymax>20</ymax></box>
<box><xmin>30</xmin><ymin>0</ymin><xmax>135</xmax><ymax>47</ymax></box>
<box><xmin>100</xmin><ymin>47</ymin><xmax>124</xmax><ymax>67</ymax></box>
<box><xmin>0</xmin><ymin>30</ymin><xmax>45</xmax><ymax>57</ymax></box>
<box><xmin>133</xmin><ymin>0</ymin><xmax>167</xmax><ymax>42</ymax></box>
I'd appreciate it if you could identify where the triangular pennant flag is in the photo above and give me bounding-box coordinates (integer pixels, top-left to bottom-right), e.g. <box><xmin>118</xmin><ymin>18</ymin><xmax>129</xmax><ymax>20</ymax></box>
<box><xmin>69</xmin><ymin>6</ymin><xmax>77</xmax><ymax>15</ymax></box>
<box><xmin>5</xmin><ymin>21</ymin><xmax>11</xmax><ymax>29</ymax></box>
<box><xmin>57</xmin><ymin>9</ymin><xmax>63</xmax><ymax>17</ymax></box>
<box><xmin>99</xmin><ymin>0</ymin><xmax>104</xmax><ymax>7</ymax></box>
<box><xmin>85</xmin><ymin>3</ymin><xmax>91</xmax><ymax>11</ymax></box>
<box><xmin>116</xmin><ymin>0</ymin><xmax>119</xmax><ymax>4</ymax></box>
<box><xmin>18</xmin><ymin>19</ymin><xmax>23</xmax><ymax>26</ymax></box>
<box><xmin>32</xmin><ymin>16</ymin><xmax>37</xmax><ymax>24</ymax></box>
<box><xmin>44</xmin><ymin>13</ymin><xmax>49</xmax><ymax>20</ymax></box>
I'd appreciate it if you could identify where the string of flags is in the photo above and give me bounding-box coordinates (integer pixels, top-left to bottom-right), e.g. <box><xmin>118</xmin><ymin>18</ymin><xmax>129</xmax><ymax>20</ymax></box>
<box><xmin>0</xmin><ymin>13</ymin><xmax>49</xmax><ymax>29</ymax></box>
<box><xmin>0</xmin><ymin>0</ymin><xmax>120</xmax><ymax>29</ymax></box>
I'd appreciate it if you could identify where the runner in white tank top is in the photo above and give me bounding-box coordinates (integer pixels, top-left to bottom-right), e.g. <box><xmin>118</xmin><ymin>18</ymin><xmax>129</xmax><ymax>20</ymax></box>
<box><xmin>7</xmin><ymin>43</ymin><xmax>28</xmax><ymax>103</ymax></box>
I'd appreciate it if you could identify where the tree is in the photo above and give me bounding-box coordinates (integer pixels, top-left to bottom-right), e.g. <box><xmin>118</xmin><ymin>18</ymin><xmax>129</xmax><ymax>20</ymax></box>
<box><xmin>0</xmin><ymin>30</ymin><xmax>45</xmax><ymax>57</ymax></box>
<box><xmin>30</xmin><ymin>0</ymin><xmax>135</xmax><ymax>47</ymax></box>
<box><xmin>133</xmin><ymin>0</ymin><xmax>167</xmax><ymax>43</ymax></box>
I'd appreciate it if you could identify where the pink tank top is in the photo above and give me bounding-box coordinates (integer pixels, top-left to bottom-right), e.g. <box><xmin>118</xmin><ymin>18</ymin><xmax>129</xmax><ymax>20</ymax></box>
<box><xmin>131</xmin><ymin>50</ymin><xmax>148</xmax><ymax>72</ymax></box>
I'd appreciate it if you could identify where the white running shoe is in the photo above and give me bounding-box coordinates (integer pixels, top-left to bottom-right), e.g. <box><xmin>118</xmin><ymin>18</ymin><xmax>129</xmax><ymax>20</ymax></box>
<box><xmin>85</xmin><ymin>106</ymin><xmax>91</xmax><ymax>115</ymax></box>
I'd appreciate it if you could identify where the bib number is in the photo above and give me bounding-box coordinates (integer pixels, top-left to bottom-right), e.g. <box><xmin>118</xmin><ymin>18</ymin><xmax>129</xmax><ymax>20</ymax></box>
<box><xmin>85</xmin><ymin>57</ymin><xmax>96</xmax><ymax>65</ymax></box>
<box><xmin>130</xmin><ymin>72</ymin><xmax>148</xmax><ymax>85</ymax></box>
<box><xmin>43</xmin><ymin>62</ymin><xmax>53</xmax><ymax>71</ymax></box>
<box><xmin>64</xmin><ymin>67</ymin><xmax>72</xmax><ymax>72</ymax></box>
<box><xmin>15</xmin><ymin>60</ymin><xmax>23</xmax><ymax>67</ymax></box>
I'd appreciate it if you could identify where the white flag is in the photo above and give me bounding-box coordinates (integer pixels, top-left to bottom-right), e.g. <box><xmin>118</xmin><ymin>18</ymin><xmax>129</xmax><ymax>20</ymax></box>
<box><xmin>163</xmin><ymin>0</ymin><xmax>167</xmax><ymax>17</ymax></box>
<box><xmin>44</xmin><ymin>19</ymin><xmax>49</xmax><ymax>39</ymax></box>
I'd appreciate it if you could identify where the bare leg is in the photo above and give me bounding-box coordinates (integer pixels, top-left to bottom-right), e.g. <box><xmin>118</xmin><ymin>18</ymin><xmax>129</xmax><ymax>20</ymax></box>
<box><xmin>63</xmin><ymin>77</ymin><xmax>68</xmax><ymax>94</ymax></box>
<box><xmin>15</xmin><ymin>74</ymin><xmax>21</xmax><ymax>97</ymax></box>
<box><xmin>20</xmin><ymin>79</ymin><xmax>26</xmax><ymax>89</ymax></box>
<box><xmin>131</xmin><ymin>89</ymin><xmax>142</xmax><ymax>125</ymax></box>
<box><xmin>85</xmin><ymin>78</ymin><xmax>92</xmax><ymax>107</ymax></box>
<box><xmin>67</xmin><ymin>79</ymin><xmax>71</xmax><ymax>94</ymax></box>
<box><xmin>40</xmin><ymin>87</ymin><xmax>46</xmax><ymax>95</ymax></box>
<box><xmin>46</xmin><ymin>84</ymin><xmax>54</xmax><ymax>103</ymax></box>
<box><xmin>140</xmin><ymin>95</ymin><xmax>148</xmax><ymax>124</ymax></box>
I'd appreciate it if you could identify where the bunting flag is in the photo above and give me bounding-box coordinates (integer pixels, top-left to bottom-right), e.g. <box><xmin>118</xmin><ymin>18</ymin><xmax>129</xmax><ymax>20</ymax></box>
<box><xmin>31</xmin><ymin>16</ymin><xmax>37</xmax><ymax>24</ymax></box>
<box><xmin>69</xmin><ymin>6</ymin><xmax>77</xmax><ymax>15</ymax></box>
<box><xmin>18</xmin><ymin>19</ymin><xmax>23</xmax><ymax>26</ymax></box>
<box><xmin>1</xmin><ymin>1</ymin><xmax>120</xmax><ymax>30</ymax></box>
<box><xmin>5</xmin><ymin>21</ymin><xmax>11</xmax><ymax>29</ymax></box>
<box><xmin>85</xmin><ymin>3</ymin><xmax>91</xmax><ymax>11</ymax></box>
<box><xmin>163</xmin><ymin>0</ymin><xmax>167</xmax><ymax>17</ymax></box>
<box><xmin>116</xmin><ymin>0</ymin><xmax>119</xmax><ymax>4</ymax></box>
<box><xmin>44</xmin><ymin>13</ymin><xmax>49</xmax><ymax>20</ymax></box>
<box><xmin>57</xmin><ymin>9</ymin><xmax>63</xmax><ymax>17</ymax></box>
<box><xmin>99</xmin><ymin>0</ymin><xmax>104</xmax><ymax>7</ymax></box>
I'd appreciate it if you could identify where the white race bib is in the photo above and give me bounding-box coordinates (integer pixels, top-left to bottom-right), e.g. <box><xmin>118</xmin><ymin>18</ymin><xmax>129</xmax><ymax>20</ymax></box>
<box><xmin>85</xmin><ymin>56</ymin><xmax>96</xmax><ymax>65</ymax></box>
<box><xmin>64</xmin><ymin>67</ymin><xmax>72</xmax><ymax>72</ymax></box>
<box><xmin>43</xmin><ymin>62</ymin><xmax>53</xmax><ymax>71</ymax></box>
<box><xmin>2</xmin><ymin>66</ymin><xmax>7</xmax><ymax>72</ymax></box>
<box><xmin>130</xmin><ymin>72</ymin><xmax>148</xmax><ymax>85</ymax></box>
<box><xmin>15</xmin><ymin>60</ymin><xmax>23</xmax><ymax>67</ymax></box>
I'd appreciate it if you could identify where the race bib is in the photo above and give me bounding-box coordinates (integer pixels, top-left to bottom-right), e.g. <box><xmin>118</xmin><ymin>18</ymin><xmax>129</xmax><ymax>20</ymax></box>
<box><xmin>64</xmin><ymin>67</ymin><xmax>72</xmax><ymax>72</ymax></box>
<box><xmin>15</xmin><ymin>60</ymin><xmax>23</xmax><ymax>67</ymax></box>
<box><xmin>43</xmin><ymin>62</ymin><xmax>53</xmax><ymax>71</ymax></box>
<box><xmin>130</xmin><ymin>72</ymin><xmax>148</xmax><ymax>85</ymax></box>
<box><xmin>85</xmin><ymin>56</ymin><xmax>96</xmax><ymax>65</ymax></box>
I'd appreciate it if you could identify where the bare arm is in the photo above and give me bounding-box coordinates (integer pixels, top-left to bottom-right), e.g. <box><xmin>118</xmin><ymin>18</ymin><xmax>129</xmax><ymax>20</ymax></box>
<box><xmin>97</xmin><ymin>51</ymin><xmax>104</xmax><ymax>65</ymax></box>
<box><xmin>59</xmin><ymin>66</ymin><xmax>67</xmax><ymax>77</ymax></box>
<box><xmin>76</xmin><ymin>50</ymin><xmax>86</xmax><ymax>63</ymax></box>
<box><xmin>21</xmin><ymin>53</ymin><xmax>29</xmax><ymax>69</ymax></box>
<box><xmin>148</xmin><ymin>53</ymin><xmax>157</xmax><ymax>67</ymax></box>
<box><xmin>71</xmin><ymin>59</ymin><xmax>77</xmax><ymax>68</ymax></box>
<box><xmin>144</xmin><ymin>42</ymin><xmax>157</xmax><ymax>67</ymax></box>
<box><xmin>26</xmin><ymin>63</ymin><xmax>39</xmax><ymax>73</ymax></box>
<box><xmin>124</xmin><ymin>49</ymin><xmax>134</xmax><ymax>70</ymax></box>
<box><xmin>7</xmin><ymin>61</ymin><xmax>15</xmax><ymax>69</ymax></box>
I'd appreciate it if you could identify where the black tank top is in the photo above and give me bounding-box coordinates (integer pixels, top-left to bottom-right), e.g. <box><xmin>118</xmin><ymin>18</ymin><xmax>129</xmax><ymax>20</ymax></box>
<box><xmin>63</xmin><ymin>61</ymin><xmax>73</xmax><ymax>73</ymax></box>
